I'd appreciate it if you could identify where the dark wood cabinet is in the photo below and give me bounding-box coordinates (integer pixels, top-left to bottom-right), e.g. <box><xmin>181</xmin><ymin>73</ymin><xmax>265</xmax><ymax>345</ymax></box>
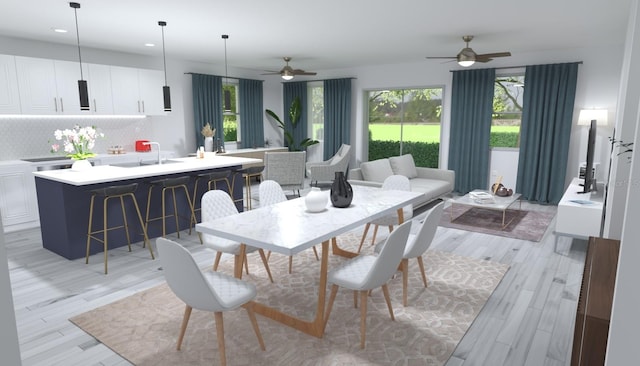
<box><xmin>571</xmin><ymin>237</ymin><xmax>620</xmax><ymax>366</ymax></box>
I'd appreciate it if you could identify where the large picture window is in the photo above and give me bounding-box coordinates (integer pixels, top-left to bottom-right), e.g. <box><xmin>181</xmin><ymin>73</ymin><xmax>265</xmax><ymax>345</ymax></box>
<box><xmin>491</xmin><ymin>74</ymin><xmax>524</xmax><ymax>148</ymax></box>
<box><xmin>366</xmin><ymin>87</ymin><xmax>442</xmax><ymax>167</ymax></box>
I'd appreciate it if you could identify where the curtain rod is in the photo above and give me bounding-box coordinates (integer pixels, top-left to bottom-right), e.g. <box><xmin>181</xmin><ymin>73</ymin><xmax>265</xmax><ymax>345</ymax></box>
<box><xmin>183</xmin><ymin>72</ymin><xmax>264</xmax><ymax>82</ymax></box>
<box><xmin>449</xmin><ymin>61</ymin><xmax>583</xmax><ymax>72</ymax></box>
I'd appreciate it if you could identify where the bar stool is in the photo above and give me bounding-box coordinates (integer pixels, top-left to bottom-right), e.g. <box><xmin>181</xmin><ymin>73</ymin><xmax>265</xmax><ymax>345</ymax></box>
<box><xmin>145</xmin><ymin>176</ymin><xmax>197</xmax><ymax>240</ymax></box>
<box><xmin>192</xmin><ymin>169</ymin><xmax>232</xmax><ymax>222</ymax></box>
<box><xmin>85</xmin><ymin>183</ymin><xmax>153</xmax><ymax>274</ymax></box>
<box><xmin>232</xmin><ymin>166</ymin><xmax>264</xmax><ymax>210</ymax></box>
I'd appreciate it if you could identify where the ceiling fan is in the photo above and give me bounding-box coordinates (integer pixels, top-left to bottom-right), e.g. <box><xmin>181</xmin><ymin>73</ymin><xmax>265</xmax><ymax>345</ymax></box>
<box><xmin>262</xmin><ymin>57</ymin><xmax>317</xmax><ymax>80</ymax></box>
<box><xmin>426</xmin><ymin>35</ymin><xmax>511</xmax><ymax>67</ymax></box>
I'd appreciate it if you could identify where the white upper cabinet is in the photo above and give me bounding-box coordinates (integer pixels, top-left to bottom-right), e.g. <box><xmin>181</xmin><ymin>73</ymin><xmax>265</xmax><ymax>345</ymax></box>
<box><xmin>87</xmin><ymin>63</ymin><xmax>114</xmax><ymax>114</ymax></box>
<box><xmin>111</xmin><ymin>66</ymin><xmax>165</xmax><ymax>115</ymax></box>
<box><xmin>15</xmin><ymin>56</ymin><xmax>90</xmax><ymax>115</ymax></box>
<box><xmin>10</xmin><ymin>54</ymin><xmax>164</xmax><ymax>116</ymax></box>
<box><xmin>0</xmin><ymin>55</ymin><xmax>21</xmax><ymax>114</ymax></box>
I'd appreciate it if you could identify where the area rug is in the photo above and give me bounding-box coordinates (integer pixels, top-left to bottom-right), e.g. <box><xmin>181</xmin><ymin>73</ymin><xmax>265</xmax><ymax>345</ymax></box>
<box><xmin>70</xmin><ymin>232</ymin><xmax>509</xmax><ymax>366</ymax></box>
<box><xmin>439</xmin><ymin>205</ymin><xmax>555</xmax><ymax>242</ymax></box>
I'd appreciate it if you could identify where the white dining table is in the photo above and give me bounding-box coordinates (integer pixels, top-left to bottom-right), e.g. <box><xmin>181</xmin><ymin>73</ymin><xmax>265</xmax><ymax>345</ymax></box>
<box><xmin>195</xmin><ymin>185</ymin><xmax>424</xmax><ymax>338</ymax></box>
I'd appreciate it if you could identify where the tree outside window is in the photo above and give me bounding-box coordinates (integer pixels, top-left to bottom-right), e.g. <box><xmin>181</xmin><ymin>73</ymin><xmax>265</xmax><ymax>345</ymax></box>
<box><xmin>491</xmin><ymin>75</ymin><xmax>524</xmax><ymax>148</ymax></box>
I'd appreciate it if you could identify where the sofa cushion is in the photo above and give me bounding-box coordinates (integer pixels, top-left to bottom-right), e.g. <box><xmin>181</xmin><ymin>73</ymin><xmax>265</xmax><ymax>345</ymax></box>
<box><xmin>410</xmin><ymin>179</ymin><xmax>453</xmax><ymax>202</ymax></box>
<box><xmin>360</xmin><ymin>158</ymin><xmax>394</xmax><ymax>183</ymax></box>
<box><xmin>389</xmin><ymin>154</ymin><xmax>418</xmax><ymax>178</ymax></box>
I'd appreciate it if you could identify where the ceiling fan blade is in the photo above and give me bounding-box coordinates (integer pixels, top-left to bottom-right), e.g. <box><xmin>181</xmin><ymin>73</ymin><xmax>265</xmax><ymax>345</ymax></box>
<box><xmin>426</xmin><ymin>56</ymin><xmax>457</xmax><ymax>60</ymax></box>
<box><xmin>261</xmin><ymin>71</ymin><xmax>282</xmax><ymax>75</ymax></box>
<box><xmin>293</xmin><ymin>70</ymin><xmax>317</xmax><ymax>75</ymax></box>
<box><xmin>477</xmin><ymin>52</ymin><xmax>511</xmax><ymax>59</ymax></box>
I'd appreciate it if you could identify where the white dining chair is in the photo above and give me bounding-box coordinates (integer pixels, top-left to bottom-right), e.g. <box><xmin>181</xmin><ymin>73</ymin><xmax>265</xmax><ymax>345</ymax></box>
<box><xmin>258</xmin><ymin>180</ymin><xmax>319</xmax><ymax>273</ymax></box>
<box><xmin>375</xmin><ymin>200</ymin><xmax>445</xmax><ymax>306</ymax></box>
<box><xmin>357</xmin><ymin>175</ymin><xmax>413</xmax><ymax>253</ymax></box>
<box><xmin>201</xmin><ymin>190</ymin><xmax>274</xmax><ymax>282</ymax></box>
<box><xmin>155</xmin><ymin>237</ymin><xmax>266</xmax><ymax>366</ymax></box>
<box><xmin>323</xmin><ymin>220</ymin><xmax>412</xmax><ymax>349</ymax></box>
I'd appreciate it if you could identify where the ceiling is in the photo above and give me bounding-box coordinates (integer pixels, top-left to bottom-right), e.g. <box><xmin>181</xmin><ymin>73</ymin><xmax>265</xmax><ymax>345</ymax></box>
<box><xmin>0</xmin><ymin>0</ymin><xmax>633</xmax><ymax>73</ymax></box>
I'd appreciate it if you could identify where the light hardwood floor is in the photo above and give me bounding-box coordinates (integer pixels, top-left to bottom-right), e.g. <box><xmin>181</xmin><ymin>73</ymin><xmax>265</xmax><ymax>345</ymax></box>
<box><xmin>5</xmin><ymin>190</ymin><xmax>585</xmax><ymax>366</ymax></box>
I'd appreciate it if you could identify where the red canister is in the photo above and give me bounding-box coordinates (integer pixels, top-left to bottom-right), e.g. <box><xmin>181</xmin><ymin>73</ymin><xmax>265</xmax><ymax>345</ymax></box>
<box><xmin>135</xmin><ymin>140</ymin><xmax>151</xmax><ymax>152</ymax></box>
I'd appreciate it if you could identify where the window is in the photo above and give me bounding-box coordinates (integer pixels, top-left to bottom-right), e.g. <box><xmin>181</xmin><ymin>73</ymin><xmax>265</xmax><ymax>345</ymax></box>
<box><xmin>307</xmin><ymin>82</ymin><xmax>324</xmax><ymax>161</ymax></box>
<box><xmin>366</xmin><ymin>87</ymin><xmax>443</xmax><ymax>168</ymax></box>
<box><xmin>491</xmin><ymin>74</ymin><xmax>524</xmax><ymax>148</ymax></box>
<box><xmin>223</xmin><ymin>82</ymin><xmax>239</xmax><ymax>143</ymax></box>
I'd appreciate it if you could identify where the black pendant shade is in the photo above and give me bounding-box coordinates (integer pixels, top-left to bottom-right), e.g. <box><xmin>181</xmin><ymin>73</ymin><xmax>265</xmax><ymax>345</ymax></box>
<box><xmin>163</xmin><ymin>85</ymin><xmax>171</xmax><ymax>112</ymax></box>
<box><xmin>159</xmin><ymin>20</ymin><xmax>171</xmax><ymax>112</ymax></box>
<box><xmin>70</xmin><ymin>2</ymin><xmax>90</xmax><ymax>111</ymax></box>
<box><xmin>78</xmin><ymin>80</ymin><xmax>90</xmax><ymax>111</ymax></box>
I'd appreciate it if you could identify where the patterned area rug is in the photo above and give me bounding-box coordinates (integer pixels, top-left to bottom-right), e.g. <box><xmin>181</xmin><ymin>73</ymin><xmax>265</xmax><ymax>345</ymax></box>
<box><xmin>439</xmin><ymin>205</ymin><xmax>555</xmax><ymax>242</ymax></box>
<box><xmin>70</xmin><ymin>232</ymin><xmax>509</xmax><ymax>366</ymax></box>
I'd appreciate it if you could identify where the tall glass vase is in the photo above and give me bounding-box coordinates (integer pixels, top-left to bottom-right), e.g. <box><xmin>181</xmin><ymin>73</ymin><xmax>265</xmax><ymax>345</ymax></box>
<box><xmin>330</xmin><ymin>171</ymin><xmax>353</xmax><ymax>208</ymax></box>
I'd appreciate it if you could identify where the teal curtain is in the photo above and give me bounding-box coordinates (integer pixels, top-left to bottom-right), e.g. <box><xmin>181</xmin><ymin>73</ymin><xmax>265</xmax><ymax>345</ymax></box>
<box><xmin>516</xmin><ymin>62</ymin><xmax>579</xmax><ymax>204</ymax></box>
<box><xmin>239</xmin><ymin>78</ymin><xmax>264</xmax><ymax>148</ymax></box>
<box><xmin>323</xmin><ymin>78</ymin><xmax>352</xmax><ymax>160</ymax></box>
<box><xmin>191</xmin><ymin>73</ymin><xmax>222</xmax><ymax>147</ymax></box>
<box><xmin>448</xmin><ymin>68</ymin><xmax>495</xmax><ymax>194</ymax></box>
<box><xmin>283</xmin><ymin>81</ymin><xmax>308</xmax><ymax>151</ymax></box>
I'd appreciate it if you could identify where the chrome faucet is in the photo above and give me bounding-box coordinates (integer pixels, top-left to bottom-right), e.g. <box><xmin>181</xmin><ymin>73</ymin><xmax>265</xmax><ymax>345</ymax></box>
<box><xmin>143</xmin><ymin>141</ymin><xmax>161</xmax><ymax>164</ymax></box>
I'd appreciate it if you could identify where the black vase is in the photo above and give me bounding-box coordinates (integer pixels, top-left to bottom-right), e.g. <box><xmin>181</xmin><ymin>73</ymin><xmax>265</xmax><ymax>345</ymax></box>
<box><xmin>330</xmin><ymin>171</ymin><xmax>353</xmax><ymax>208</ymax></box>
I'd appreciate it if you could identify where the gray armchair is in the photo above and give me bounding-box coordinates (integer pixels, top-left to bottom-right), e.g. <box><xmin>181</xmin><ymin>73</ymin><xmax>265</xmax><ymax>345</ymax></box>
<box><xmin>306</xmin><ymin>144</ymin><xmax>351</xmax><ymax>186</ymax></box>
<box><xmin>263</xmin><ymin>151</ymin><xmax>306</xmax><ymax>196</ymax></box>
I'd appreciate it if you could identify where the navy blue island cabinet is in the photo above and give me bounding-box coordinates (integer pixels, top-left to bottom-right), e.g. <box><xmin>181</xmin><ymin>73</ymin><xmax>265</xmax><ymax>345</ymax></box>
<box><xmin>33</xmin><ymin>156</ymin><xmax>257</xmax><ymax>260</ymax></box>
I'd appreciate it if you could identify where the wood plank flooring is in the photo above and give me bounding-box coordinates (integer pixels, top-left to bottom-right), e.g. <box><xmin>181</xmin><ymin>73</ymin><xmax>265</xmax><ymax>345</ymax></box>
<box><xmin>4</xmin><ymin>189</ymin><xmax>585</xmax><ymax>366</ymax></box>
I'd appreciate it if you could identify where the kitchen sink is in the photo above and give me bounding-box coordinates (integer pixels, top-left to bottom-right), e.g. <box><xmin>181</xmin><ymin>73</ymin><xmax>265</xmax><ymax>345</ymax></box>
<box><xmin>22</xmin><ymin>156</ymin><xmax>73</xmax><ymax>163</ymax></box>
<box><xmin>110</xmin><ymin>160</ymin><xmax>181</xmax><ymax>168</ymax></box>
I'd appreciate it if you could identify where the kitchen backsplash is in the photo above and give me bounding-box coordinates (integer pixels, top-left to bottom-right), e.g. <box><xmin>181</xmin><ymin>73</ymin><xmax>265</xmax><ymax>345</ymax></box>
<box><xmin>0</xmin><ymin>117</ymin><xmax>153</xmax><ymax>160</ymax></box>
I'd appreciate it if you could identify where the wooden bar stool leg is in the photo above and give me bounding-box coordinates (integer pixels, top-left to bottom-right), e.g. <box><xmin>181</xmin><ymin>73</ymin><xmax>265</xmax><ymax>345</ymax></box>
<box><xmin>170</xmin><ymin>187</ymin><xmax>181</xmax><ymax>238</ymax></box>
<box><xmin>103</xmin><ymin>197</ymin><xmax>109</xmax><ymax>275</ymax></box>
<box><xmin>118</xmin><ymin>196</ymin><xmax>132</xmax><ymax>251</ymax></box>
<box><xmin>85</xmin><ymin>194</ymin><xmax>96</xmax><ymax>264</ymax></box>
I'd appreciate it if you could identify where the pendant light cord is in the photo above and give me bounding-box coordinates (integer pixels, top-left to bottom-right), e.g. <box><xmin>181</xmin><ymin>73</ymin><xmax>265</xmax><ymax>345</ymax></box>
<box><xmin>222</xmin><ymin>34</ymin><xmax>229</xmax><ymax>82</ymax></box>
<box><xmin>160</xmin><ymin>22</ymin><xmax>168</xmax><ymax>86</ymax></box>
<box><xmin>72</xmin><ymin>4</ymin><xmax>84</xmax><ymax>80</ymax></box>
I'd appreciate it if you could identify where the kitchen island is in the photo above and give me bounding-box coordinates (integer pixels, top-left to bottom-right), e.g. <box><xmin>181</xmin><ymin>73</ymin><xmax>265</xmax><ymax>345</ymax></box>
<box><xmin>33</xmin><ymin>155</ymin><xmax>260</xmax><ymax>260</ymax></box>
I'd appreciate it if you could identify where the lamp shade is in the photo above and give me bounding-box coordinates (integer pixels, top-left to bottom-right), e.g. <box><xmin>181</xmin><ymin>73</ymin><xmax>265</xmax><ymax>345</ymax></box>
<box><xmin>578</xmin><ymin>109</ymin><xmax>608</xmax><ymax>126</ymax></box>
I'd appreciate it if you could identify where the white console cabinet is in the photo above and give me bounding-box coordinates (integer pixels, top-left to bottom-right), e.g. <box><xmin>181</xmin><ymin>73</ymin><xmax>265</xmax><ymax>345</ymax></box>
<box><xmin>556</xmin><ymin>177</ymin><xmax>604</xmax><ymax>239</ymax></box>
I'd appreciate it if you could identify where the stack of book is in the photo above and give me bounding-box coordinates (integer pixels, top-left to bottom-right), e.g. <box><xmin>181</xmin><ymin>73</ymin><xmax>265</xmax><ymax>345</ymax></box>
<box><xmin>469</xmin><ymin>191</ymin><xmax>495</xmax><ymax>204</ymax></box>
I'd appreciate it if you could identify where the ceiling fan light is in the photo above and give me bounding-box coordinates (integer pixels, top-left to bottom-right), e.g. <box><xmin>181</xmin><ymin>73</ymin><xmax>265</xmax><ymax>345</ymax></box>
<box><xmin>458</xmin><ymin>60</ymin><xmax>475</xmax><ymax>67</ymax></box>
<box><xmin>282</xmin><ymin>69</ymin><xmax>294</xmax><ymax>80</ymax></box>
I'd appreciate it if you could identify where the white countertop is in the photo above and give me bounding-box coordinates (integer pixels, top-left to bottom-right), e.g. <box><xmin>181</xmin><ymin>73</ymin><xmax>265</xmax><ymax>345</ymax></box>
<box><xmin>33</xmin><ymin>155</ymin><xmax>261</xmax><ymax>186</ymax></box>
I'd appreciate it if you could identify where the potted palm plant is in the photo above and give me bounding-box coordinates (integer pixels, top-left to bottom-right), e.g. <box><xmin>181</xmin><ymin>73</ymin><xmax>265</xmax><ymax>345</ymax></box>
<box><xmin>266</xmin><ymin>97</ymin><xmax>319</xmax><ymax>152</ymax></box>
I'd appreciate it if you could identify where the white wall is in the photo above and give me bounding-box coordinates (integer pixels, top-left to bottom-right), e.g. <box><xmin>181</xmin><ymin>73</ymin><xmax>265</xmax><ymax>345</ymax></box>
<box><xmin>606</xmin><ymin>0</ymin><xmax>640</xmax><ymax>364</ymax></box>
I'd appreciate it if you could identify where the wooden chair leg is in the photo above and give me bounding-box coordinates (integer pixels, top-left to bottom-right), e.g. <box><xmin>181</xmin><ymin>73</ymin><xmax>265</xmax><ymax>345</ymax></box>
<box><xmin>417</xmin><ymin>256</ymin><xmax>428</xmax><ymax>287</ymax></box>
<box><xmin>354</xmin><ymin>290</ymin><xmax>359</xmax><ymax>308</ymax></box>
<box><xmin>214</xmin><ymin>312</ymin><xmax>227</xmax><ymax>366</ymax></box>
<box><xmin>381</xmin><ymin>284</ymin><xmax>395</xmax><ymax>321</ymax></box>
<box><xmin>323</xmin><ymin>284</ymin><xmax>339</xmax><ymax>327</ymax></box>
<box><xmin>359</xmin><ymin>290</ymin><xmax>368</xmax><ymax>349</ymax></box>
<box><xmin>176</xmin><ymin>305</ymin><xmax>192</xmax><ymax>350</ymax></box>
<box><xmin>370</xmin><ymin>224</ymin><xmax>380</xmax><ymax>246</ymax></box>
<box><xmin>401</xmin><ymin>258</ymin><xmax>409</xmax><ymax>307</ymax></box>
<box><xmin>357</xmin><ymin>223</ymin><xmax>371</xmax><ymax>253</ymax></box>
<box><xmin>244</xmin><ymin>303</ymin><xmax>266</xmax><ymax>351</ymax></box>
<box><xmin>258</xmin><ymin>249</ymin><xmax>274</xmax><ymax>283</ymax></box>
<box><xmin>288</xmin><ymin>255</ymin><xmax>293</xmax><ymax>274</ymax></box>
<box><xmin>213</xmin><ymin>252</ymin><xmax>222</xmax><ymax>271</ymax></box>
<box><xmin>312</xmin><ymin>246</ymin><xmax>319</xmax><ymax>260</ymax></box>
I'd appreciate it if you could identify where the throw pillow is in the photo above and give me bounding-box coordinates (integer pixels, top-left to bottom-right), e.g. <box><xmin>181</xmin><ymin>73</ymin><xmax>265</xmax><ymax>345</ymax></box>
<box><xmin>389</xmin><ymin>154</ymin><xmax>418</xmax><ymax>178</ymax></box>
<box><xmin>360</xmin><ymin>158</ymin><xmax>394</xmax><ymax>183</ymax></box>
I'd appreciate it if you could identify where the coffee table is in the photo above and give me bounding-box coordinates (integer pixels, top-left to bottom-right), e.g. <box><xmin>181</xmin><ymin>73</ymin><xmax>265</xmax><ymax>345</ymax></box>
<box><xmin>451</xmin><ymin>189</ymin><xmax>522</xmax><ymax>229</ymax></box>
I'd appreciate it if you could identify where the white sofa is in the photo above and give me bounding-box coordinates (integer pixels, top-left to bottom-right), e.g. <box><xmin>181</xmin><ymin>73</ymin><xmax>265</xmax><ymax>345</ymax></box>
<box><xmin>349</xmin><ymin>154</ymin><xmax>454</xmax><ymax>206</ymax></box>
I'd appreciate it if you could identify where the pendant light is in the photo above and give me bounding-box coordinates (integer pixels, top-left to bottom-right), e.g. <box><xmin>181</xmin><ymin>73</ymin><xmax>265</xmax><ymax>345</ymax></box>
<box><xmin>158</xmin><ymin>21</ymin><xmax>171</xmax><ymax>112</ymax></box>
<box><xmin>222</xmin><ymin>34</ymin><xmax>231</xmax><ymax>112</ymax></box>
<box><xmin>70</xmin><ymin>2</ymin><xmax>89</xmax><ymax>111</ymax></box>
